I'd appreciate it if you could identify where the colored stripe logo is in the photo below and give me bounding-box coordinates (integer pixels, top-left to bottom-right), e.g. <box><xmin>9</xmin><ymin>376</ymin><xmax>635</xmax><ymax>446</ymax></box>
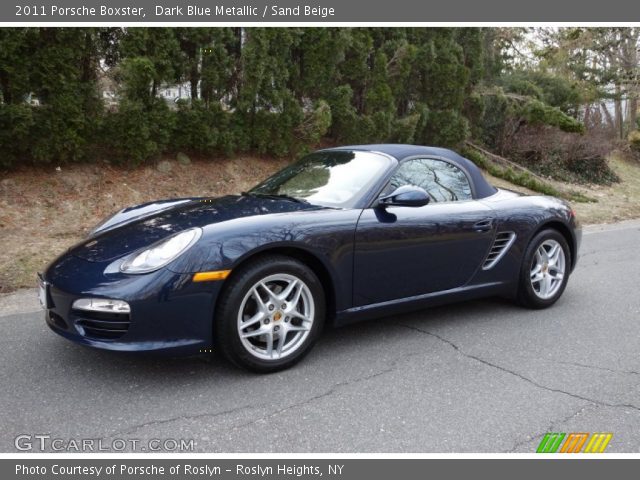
<box><xmin>536</xmin><ymin>432</ymin><xmax>612</xmax><ymax>453</ymax></box>
<box><xmin>584</xmin><ymin>433</ymin><xmax>613</xmax><ymax>453</ymax></box>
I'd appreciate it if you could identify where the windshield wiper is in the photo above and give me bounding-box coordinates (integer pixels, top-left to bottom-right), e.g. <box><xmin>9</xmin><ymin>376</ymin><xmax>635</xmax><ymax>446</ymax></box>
<box><xmin>241</xmin><ymin>191</ymin><xmax>309</xmax><ymax>204</ymax></box>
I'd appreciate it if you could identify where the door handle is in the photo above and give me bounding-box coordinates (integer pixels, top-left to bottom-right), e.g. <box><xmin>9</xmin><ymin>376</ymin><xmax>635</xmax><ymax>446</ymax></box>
<box><xmin>472</xmin><ymin>219</ymin><xmax>493</xmax><ymax>232</ymax></box>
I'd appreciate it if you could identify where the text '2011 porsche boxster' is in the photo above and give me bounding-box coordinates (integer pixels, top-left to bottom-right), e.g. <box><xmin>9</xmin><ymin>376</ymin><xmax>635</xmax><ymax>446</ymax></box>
<box><xmin>40</xmin><ymin>145</ymin><xmax>581</xmax><ymax>372</ymax></box>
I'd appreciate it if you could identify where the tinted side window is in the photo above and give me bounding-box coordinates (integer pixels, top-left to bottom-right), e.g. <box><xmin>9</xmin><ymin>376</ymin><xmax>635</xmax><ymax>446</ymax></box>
<box><xmin>388</xmin><ymin>158</ymin><xmax>472</xmax><ymax>202</ymax></box>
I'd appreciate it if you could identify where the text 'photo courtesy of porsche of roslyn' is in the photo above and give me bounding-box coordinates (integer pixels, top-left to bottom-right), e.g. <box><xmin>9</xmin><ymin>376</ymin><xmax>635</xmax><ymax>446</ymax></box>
<box><xmin>1</xmin><ymin>18</ymin><xmax>640</xmax><ymax>467</ymax></box>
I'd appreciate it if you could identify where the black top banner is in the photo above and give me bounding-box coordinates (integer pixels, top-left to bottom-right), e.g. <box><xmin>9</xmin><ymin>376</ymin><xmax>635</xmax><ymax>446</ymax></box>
<box><xmin>5</xmin><ymin>0</ymin><xmax>640</xmax><ymax>22</ymax></box>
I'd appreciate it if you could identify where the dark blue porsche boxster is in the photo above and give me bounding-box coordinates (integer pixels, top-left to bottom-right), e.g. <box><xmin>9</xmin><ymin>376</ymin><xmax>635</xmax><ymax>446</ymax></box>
<box><xmin>40</xmin><ymin>145</ymin><xmax>581</xmax><ymax>372</ymax></box>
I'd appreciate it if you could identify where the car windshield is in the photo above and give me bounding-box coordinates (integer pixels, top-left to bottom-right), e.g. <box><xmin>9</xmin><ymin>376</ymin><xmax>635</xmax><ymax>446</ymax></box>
<box><xmin>248</xmin><ymin>150</ymin><xmax>392</xmax><ymax>208</ymax></box>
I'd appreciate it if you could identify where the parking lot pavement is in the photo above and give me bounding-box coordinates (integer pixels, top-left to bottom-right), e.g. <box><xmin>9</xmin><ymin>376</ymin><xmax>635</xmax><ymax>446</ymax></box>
<box><xmin>1</xmin><ymin>221</ymin><xmax>639</xmax><ymax>453</ymax></box>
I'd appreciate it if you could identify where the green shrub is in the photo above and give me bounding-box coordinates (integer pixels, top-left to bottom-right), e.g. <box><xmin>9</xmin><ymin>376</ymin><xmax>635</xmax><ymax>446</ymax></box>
<box><xmin>327</xmin><ymin>84</ymin><xmax>359</xmax><ymax>142</ymax></box>
<box><xmin>294</xmin><ymin>100</ymin><xmax>332</xmax><ymax>148</ymax></box>
<box><xmin>29</xmin><ymin>97</ymin><xmax>89</xmax><ymax>164</ymax></box>
<box><xmin>102</xmin><ymin>99</ymin><xmax>175</xmax><ymax>165</ymax></box>
<box><xmin>0</xmin><ymin>104</ymin><xmax>34</xmax><ymax>167</ymax></box>
<box><xmin>390</xmin><ymin>113</ymin><xmax>421</xmax><ymax>144</ymax></box>
<box><xmin>0</xmin><ymin>94</ymin><xmax>95</xmax><ymax>166</ymax></box>
<box><xmin>172</xmin><ymin>100</ymin><xmax>232</xmax><ymax>155</ymax></box>
<box><xmin>499</xmin><ymin>75</ymin><xmax>544</xmax><ymax>101</ymax></box>
<box><xmin>500</xmin><ymin>72</ymin><xmax>582</xmax><ymax>114</ymax></box>
<box><xmin>416</xmin><ymin>108</ymin><xmax>470</xmax><ymax>147</ymax></box>
<box><xmin>522</xmin><ymin>99</ymin><xmax>584</xmax><ymax>134</ymax></box>
<box><xmin>628</xmin><ymin>130</ymin><xmax>640</xmax><ymax>154</ymax></box>
<box><xmin>235</xmin><ymin>93</ymin><xmax>308</xmax><ymax>157</ymax></box>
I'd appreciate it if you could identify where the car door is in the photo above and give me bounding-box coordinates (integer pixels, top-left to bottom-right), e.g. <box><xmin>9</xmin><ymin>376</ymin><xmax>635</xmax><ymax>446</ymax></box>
<box><xmin>353</xmin><ymin>157</ymin><xmax>495</xmax><ymax>307</ymax></box>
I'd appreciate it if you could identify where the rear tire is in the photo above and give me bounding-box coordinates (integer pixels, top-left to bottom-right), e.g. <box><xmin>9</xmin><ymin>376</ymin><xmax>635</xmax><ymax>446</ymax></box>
<box><xmin>517</xmin><ymin>229</ymin><xmax>571</xmax><ymax>309</ymax></box>
<box><xmin>215</xmin><ymin>255</ymin><xmax>325</xmax><ymax>373</ymax></box>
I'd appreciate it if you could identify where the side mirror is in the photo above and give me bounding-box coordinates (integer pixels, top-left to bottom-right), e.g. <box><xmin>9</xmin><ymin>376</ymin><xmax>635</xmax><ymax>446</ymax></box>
<box><xmin>377</xmin><ymin>185</ymin><xmax>430</xmax><ymax>207</ymax></box>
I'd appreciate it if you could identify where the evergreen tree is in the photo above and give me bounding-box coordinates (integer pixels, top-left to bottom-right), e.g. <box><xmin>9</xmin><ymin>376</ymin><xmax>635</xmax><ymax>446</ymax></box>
<box><xmin>2</xmin><ymin>26</ymin><xmax>628</xmax><ymax>175</ymax></box>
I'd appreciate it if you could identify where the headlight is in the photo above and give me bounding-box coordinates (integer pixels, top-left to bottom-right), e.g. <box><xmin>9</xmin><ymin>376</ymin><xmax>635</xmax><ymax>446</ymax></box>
<box><xmin>120</xmin><ymin>227</ymin><xmax>202</xmax><ymax>274</ymax></box>
<box><xmin>73</xmin><ymin>298</ymin><xmax>130</xmax><ymax>313</ymax></box>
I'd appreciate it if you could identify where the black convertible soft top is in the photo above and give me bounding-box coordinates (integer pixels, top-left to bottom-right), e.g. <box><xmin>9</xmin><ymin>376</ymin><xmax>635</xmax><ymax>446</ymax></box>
<box><xmin>324</xmin><ymin>144</ymin><xmax>497</xmax><ymax>199</ymax></box>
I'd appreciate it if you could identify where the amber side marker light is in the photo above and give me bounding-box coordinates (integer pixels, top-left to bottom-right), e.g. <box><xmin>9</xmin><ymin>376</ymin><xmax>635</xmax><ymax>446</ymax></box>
<box><xmin>192</xmin><ymin>270</ymin><xmax>231</xmax><ymax>282</ymax></box>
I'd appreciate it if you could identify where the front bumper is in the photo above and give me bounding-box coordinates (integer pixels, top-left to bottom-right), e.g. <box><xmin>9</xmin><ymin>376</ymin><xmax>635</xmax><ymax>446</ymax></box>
<box><xmin>41</xmin><ymin>253</ymin><xmax>224</xmax><ymax>355</ymax></box>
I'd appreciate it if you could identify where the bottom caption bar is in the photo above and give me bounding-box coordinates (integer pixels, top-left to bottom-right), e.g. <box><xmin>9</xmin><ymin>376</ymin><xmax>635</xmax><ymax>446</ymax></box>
<box><xmin>4</xmin><ymin>459</ymin><xmax>638</xmax><ymax>480</ymax></box>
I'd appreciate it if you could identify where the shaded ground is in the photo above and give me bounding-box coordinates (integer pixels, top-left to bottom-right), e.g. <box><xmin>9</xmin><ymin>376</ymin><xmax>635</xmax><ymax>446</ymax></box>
<box><xmin>1</xmin><ymin>152</ymin><xmax>640</xmax><ymax>293</ymax></box>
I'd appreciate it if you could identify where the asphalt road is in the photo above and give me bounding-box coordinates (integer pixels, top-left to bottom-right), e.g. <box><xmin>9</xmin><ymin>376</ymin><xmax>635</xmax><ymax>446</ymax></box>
<box><xmin>1</xmin><ymin>221</ymin><xmax>639</xmax><ymax>453</ymax></box>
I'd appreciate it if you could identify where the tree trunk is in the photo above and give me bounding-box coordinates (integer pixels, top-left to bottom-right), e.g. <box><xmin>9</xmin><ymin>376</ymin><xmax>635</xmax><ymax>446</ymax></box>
<box><xmin>151</xmin><ymin>80</ymin><xmax>157</xmax><ymax>106</ymax></box>
<box><xmin>583</xmin><ymin>104</ymin><xmax>591</xmax><ymax>128</ymax></box>
<box><xmin>0</xmin><ymin>72</ymin><xmax>11</xmax><ymax>104</ymax></box>
<box><xmin>619</xmin><ymin>28</ymin><xmax>639</xmax><ymax>135</ymax></box>
<box><xmin>190</xmin><ymin>61</ymin><xmax>199</xmax><ymax>101</ymax></box>
<box><xmin>601</xmin><ymin>102</ymin><xmax>615</xmax><ymax>130</ymax></box>
<box><xmin>629</xmin><ymin>96</ymin><xmax>638</xmax><ymax>133</ymax></box>
<box><xmin>615</xmin><ymin>83</ymin><xmax>624</xmax><ymax>139</ymax></box>
<box><xmin>627</xmin><ymin>29</ymin><xmax>639</xmax><ymax>131</ymax></box>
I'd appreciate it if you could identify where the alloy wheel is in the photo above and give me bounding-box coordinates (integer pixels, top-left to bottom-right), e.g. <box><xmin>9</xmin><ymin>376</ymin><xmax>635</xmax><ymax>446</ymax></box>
<box><xmin>530</xmin><ymin>239</ymin><xmax>566</xmax><ymax>300</ymax></box>
<box><xmin>237</xmin><ymin>273</ymin><xmax>315</xmax><ymax>361</ymax></box>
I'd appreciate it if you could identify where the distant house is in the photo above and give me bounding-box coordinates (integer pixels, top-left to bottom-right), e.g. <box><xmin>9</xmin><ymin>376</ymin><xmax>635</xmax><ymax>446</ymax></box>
<box><xmin>25</xmin><ymin>93</ymin><xmax>40</xmax><ymax>106</ymax></box>
<box><xmin>96</xmin><ymin>67</ymin><xmax>194</xmax><ymax>110</ymax></box>
<box><xmin>98</xmin><ymin>74</ymin><xmax>119</xmax><ymax>111</ymax></box>
<box><xmin>158</xmin><ymin>82</ymin><xmax>193</xmax><ymax>108</ymax></box>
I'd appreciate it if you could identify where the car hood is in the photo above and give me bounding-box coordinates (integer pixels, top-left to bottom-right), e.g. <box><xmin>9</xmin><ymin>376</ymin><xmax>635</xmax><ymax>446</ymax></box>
<box><xmin>70</xmin><ymin>195</ymin><xmax>317</xmax><ymax>262</ymax></box>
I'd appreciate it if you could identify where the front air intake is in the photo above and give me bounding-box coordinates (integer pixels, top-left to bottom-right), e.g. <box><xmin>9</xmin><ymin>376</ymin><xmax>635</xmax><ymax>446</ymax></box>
<box><xmin>482</xmin><ymin>232</ymin><xmax>516</xmax><ymax>270</ymax></box>
<box><xmin>73</xmin><ymin>310</ymin><xmax>131</xmax><ymax>340</ymax></box>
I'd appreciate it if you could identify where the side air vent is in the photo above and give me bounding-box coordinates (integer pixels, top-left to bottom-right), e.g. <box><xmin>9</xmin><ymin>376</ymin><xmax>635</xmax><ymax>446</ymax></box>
<box><xmin>482</xmin><ymin>231</ymin><xmax>516</xmax><ymax>270</ymax></box>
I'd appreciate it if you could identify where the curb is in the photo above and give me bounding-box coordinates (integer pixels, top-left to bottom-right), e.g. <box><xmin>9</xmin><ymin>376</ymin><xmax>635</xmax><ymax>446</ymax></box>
<box><xmin>0</xmin><ymin>288</ymin><xmax>40</xmax><ymax>317</ymax></box>
<box><xmin>583</xmin><ymin>218</ymin><xmax>640</xmax><ymax>234</ymax></box>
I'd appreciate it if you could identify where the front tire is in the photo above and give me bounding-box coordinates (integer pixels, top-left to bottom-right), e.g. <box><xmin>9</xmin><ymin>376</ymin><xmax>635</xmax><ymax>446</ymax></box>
<box><xmin>215</xmin><ymin>255</ymin><xmax>325</xmax><ymax>372</ymax></box>
<box><xmin>517</xmin><ymin>229</ymin><xmax>571</xmax><ymax>309</ymax></box>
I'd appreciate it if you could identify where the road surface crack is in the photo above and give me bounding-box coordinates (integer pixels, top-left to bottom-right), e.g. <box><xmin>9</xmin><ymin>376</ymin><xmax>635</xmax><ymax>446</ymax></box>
<box><xmin>225</xmin><ymin>350</ymin><xmax>425</xmax><ymax>434</ymax></box>
<box><xmin>550</xmin><ymin>359</ymin><xmax>640</xmax><ymax>377</ymax></box>
<box><xmin>100</xmin><ymin>403</ymin><xmax>259</xmax><ymax>440</ymax></box>
<box><xmin>397</xmin><ymin>323</ymin><xmax>640</xmax><ymax>412</ymax></box>
<box><xmin>100</xmin><ymin>351</ymin><xmax>423</xmax><ymax>443</ymax></box>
